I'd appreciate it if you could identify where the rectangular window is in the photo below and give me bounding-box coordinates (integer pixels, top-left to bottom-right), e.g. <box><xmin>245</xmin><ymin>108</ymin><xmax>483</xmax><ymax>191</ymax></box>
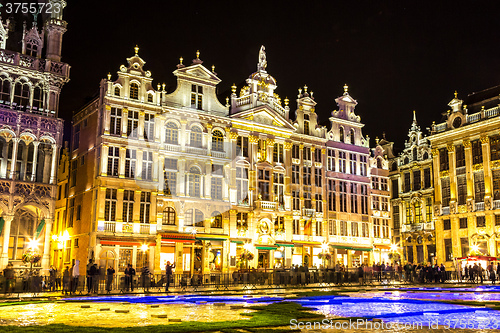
<box><xmin>382</xmin><ymin>220</ymin><xmax>389</xmax><ymax>238</ymax></box>
<box><xmin>304</xmin><ymin>191</ymin><xmax>312</xmax><ymax>209</ymax></box>
<box><xmin>303</xmin><ymin>166</ymin><xmax>311</xmax><ymax>185</ymax></box>
<box><xmin>273</xmin><ymin>173</ymin><xmax>284</xmax><ymax>205</ymax></box>
<box><xmin>426</xmin><ymin>197</ymin><xmax>432</xmax><ymax>222</ymax></box>
<box><xmin>457</xmin><ymin>175</ymin><xmax>467</xmax><ymax>205</ymax></box>
<box><xmin>119</xmin><ymin>249</ymin><xmax>132</xmax><ymax>272</ymax></box>
<box><xmin>495</xmin><ymin>215</ymin><xmax>500</xmax><ymax>226</ymax></box>
<box><xmin>445</xmin><ymin>239</ymin><xmax>453</xmax><ymax>262</ymax></box>
<box><xmin>141</xmin><ymin>151</ymin><xmax>153</xmax><ymax>180</ymax></box>
<box><xmin>381</xmin><ymin>178</ymin><xmax>388</xmax><ymax>191</ymax></box>
<box><xmin>70</xmin><ymin>160</ymin><xmax>77</xmax><ymax>187</ymax></box>
<box><xmin>314</xmin><ymin>168</ymin><xmax>322</xmax><ymax>187</ymax></box>
<box><xmin>350</xmin><ymin>183</ymin><xmax>358</xmax><ymax>213</ymax></box>
<box><xmin>73</xmin><ymin>124</ymin><xmax>80</xmax><ymax>150</ymax></box>
<box><xmin>140</xmin><ymin>192</ymin><xmax>151</xmax><ymax>223</ymax></box>
<box><xmin>474</xmin><ymin>171</ymin><xmax>485</xmax><ymax>203</ymax></box>
<box><xmin>273</xmin><ymin>143</ymin><xmax>284</xmax><ymax>163</ymax></box>
<box><xmin>460</xmin><ymin>238</ymin><xmax>469</xmax><ymax>257</ymax></box>
<box><xmin>362</xmin><ymin>222</ymin><xmax>369</xmax><ymax>237</ymax></box>
<box><xmin>406</xmin><ymin>203</ymin><xmax>412</xmax><ymax>224</ymax></box>
<box><xmin>360</xmin><ymin>155</ymin><xmax>367</xmax><ymax>176</ymax></box>
<box><xmin>491</xmin><ymin>135</ymin><xmax>500</xmax><ymax>161</ymax></box>
<box><xmin>349</xmin><ymin>153</ymin><xmax>357</xmax><ymax>175</ymax></box>
<box><xmin>392</xmin><ymin>179</ymin><xmax>399</xmax><ymax>198</ymax></box>
<box><xmin>236</xmin><ymin>167</ymin><xmax>249</xmax><ymax>204</ymax></box>
<box><xmin>76</xmin><ymin>205</ymin><xmax>81</xmax><ymax>221</ymax></box>
<box><xmin>292</xmin><ymin>165</ymin><xmax>300</xmax><ymax>184</ymax></box>
<box><xmin>236</xmin><ymin>136</ymin><xmax>249</xmax><ymax>157</ymax></box>
<box><xmin>211</xmin><ymin>178</ymin><xmax>223</xmax><ymax>200</ymax></box>
<box><xmin>258</xmin><ymin>169</ymin><xmax>270</xmax><ymax>201</ymax></box>
<box><xmin>303</xmin><ymin>146</ymin><xmax>311</xmax><ymax>161</ymax></box>
<box><xmin>104</xmin><ymin>189</ymin><xmax>117</xmax><ymax>221</ymax></box>
<box><xmin>127</xmin><ymin>110</ymin><xmax>139</xmax><ymax>139</ymax></box>
<box><xmin>455</xmin><ymin>144</ymin><xmax>465</xmax><ymax>167</ymax></box>
<box><xmin>381</xmin><ymin>197</ymin><xmax>389</xmax><ymax>212</ymax></box>
<box><xmin>477</xmin><ymin>216</ymin><xmax>486</xmax><ymax>228</ymax></box>
<box><xmin>360</xmin><ymin>184</ymin><xmax>368</xmax><ymax>214</ymax></box>
<box><xmin>472</xmin><ymin>140</ymin><xmax>483</xmax><ymax>165</ymax></box>
<box><xmin>443</xmin><ymin>219</ymin><xmax>451</xmax><ymax>230</ymax></box>
<box><xmin>125</xmin><ymin>149</ymin><xmax>136</xmax><ymax>178</ymax></box>
<box><xmin>338</xmin><ymin>152</ymin><xmax>346</xmax><ymax>173</ymax></box>
<box><xmin>372</xmin><ymin>196</ymin><xmax>380</xmax><ymax>211</ymax></box>
<box><xmin>393</xmin><ymin>205</ymin><xmax>400</xmax><ymax>230</ymax></box>
<box><xmin>122</xmin><ymin>190</ymin><xmax>134</xmax><ymax>223</ymax></box>
<box><xmin>110</xmin><ymin>107</ymin><xmax>122</xmax><ymax>136</ymax></box>
<box><xmin>404</xmin><ymin>173</ymin><xmax>410</xmax><ymax>192</ymax></box>
<box><xmin>413</xmin><ymin>170</ymin><xmax>421</xmax><ymax>191</ymax></box>
<box><xmin>439</xmin><ymin>148</ymin><xmax>449</xmax><ymax>171</ymax></box>
<box><xmin>237</xmin><ymin>212</ymin><xmax>248</xmax><ymax>230</ymax></box>
<box><xmin>315</xmin><ymin>220</ymin><xmax>322</xmax><ymax>236</ymax></box>
<box><xmin>351</xmin><ymin>221</ymin><xmax>359</xmax><ymax>237</ymax></box>
<box><xmin>304</xmin><ymin>121</ymin><xmax>309</xmax><ymax>135</ymax></box>
<box><xmin>191</xmin><ymin>84</ymin><xmax>203</xmax><ymax>110</ymax></box>
<box><xmin>459</xmin><ymin>217</ymin><xmax>468</xmax><ymax>229</ymax></box>
<box><xmin>339</xmin><ymin>181</ymin><xmax>347</xmax><ymax>212</ymax></box>
<box><xmin>340</xmin><ymin>221</ymin><xmax>347</xmax><ymax>236</ymax></box>
<box><xmin>441</xmin><ymin>178</ymin><xmax>451</xmax><ymax>207</ymax></box>
<box><xmin>373</xmin><ymin>219</ymin><xmax>380</xmax><ymax>238</ymax></box>
<box><xmin>274</xmin><ymin>216</ymin><xmax>285</xmax><ymax>233</ymax></box>
<box><xmin>107</xmin><ymin>146</ymin><xmax>119</xmax><ymax>177</ymax></box>
<box><xmin>328</xmin><ymin>220</ymin><xmax>336</xmax><ymax>235</ymax></box>
<box><xmin>68</xmin><ymin>198</ymin><xmax>74</xmax><ymax>228</ymax></box>
<box><xmin>327</xmin><ymin>149</ymin><xmax>335</xmax><ymax>171</ymax></box>
<box><xmin>314</xmin><ymin>148</ymin><xmax>322</xmax><ymax>163</ymax></box>
<box><xmin>372</xmin><ymin>177</ymin><xmax>379</xmax><ymax>190</ymax></box>
<box><xmin>292</xmin><ymin>219</ymin><xmax>300</xmax><ymax>235</ymax></box>
<box><xmin>292</xmin><ymin>144</ymin><xmax>300</xmax><ymax>159</ymax></box>
<box><xmin>292</xmin><ymin>190</ymin><xmax>300</xmax><ymax>211</ymax></box>
<box><xmin>493</xmin><ymin>170</ymin><xmax>500</xmax><ymax>200</ymax></box>
<box><xmin>164</xmin><ymin>158</ymin><xmax>177</xmax><ymax>196</ymax></box>
<box><xmin>315</xmin><ymin>194</ymin><xmax>323</xmax><ymax>212</ymax></box>
<box><xmin>143</xmin><ymin>113</ymin><xmax>154</xmax><ymax>141</ymax></box>
<box><xmin>423</xmin><ymin>168</ymin><xmax>431</xmax><ymax>188</ymax></box>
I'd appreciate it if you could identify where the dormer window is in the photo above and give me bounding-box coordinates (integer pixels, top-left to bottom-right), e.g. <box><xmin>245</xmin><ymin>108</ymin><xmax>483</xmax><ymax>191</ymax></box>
<box><xmin>191</xmin><ymin>84</ymin><xmax>203</xmax><ymax>110</ymax></box>
<box><xmin>339</xmin><ymin>127</ymin><xmax>344</xmax><ymax>142</ymax></box>
<box><xmin>114</xmin><ymin>87</ymin><xmax>120</xmax><ymax>96</ymax></box>
<box><xmin>350</xmin><ymin>129</ymin><xmax>355</xmax><ymax>144</ymax></box>
<box><xmin>26</xmin><ymin>39</ymin><xmax>39</xmax><ymax>57</ymax></box>
<box><xmin>130</xmin><ymin>83</ymin><xmax>139</xmax><ymax>100</ymax></box>
<box><xmin>147</xmin><ymin>93</ymin><xmax>153</xmax><ymax>103</ymax></box>
<box><xmin>304</xmin><ymin>120</ymin><xmax>309</xmax><ymax>135</ymax></box>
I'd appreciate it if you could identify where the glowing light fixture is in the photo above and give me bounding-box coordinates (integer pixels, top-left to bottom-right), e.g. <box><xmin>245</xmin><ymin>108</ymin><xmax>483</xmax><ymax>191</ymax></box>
<box><xmin>141</xmin><ymin>244</ymin><xmax>148</xmax><ymax>252</ymax></box>
<box><xmin>390</xmin><ymin>244</ymin><xmax>398</xmax><ymax>252</ymax></box>
<box><xmin>243</xmin><ymin>242</ymin><xmax>252</xmax><ymax>251</ymax></box>
<box><xmin>28</xmin><ymin>239</ymin><xmax>39</xmax><ymax>251</ymax></box>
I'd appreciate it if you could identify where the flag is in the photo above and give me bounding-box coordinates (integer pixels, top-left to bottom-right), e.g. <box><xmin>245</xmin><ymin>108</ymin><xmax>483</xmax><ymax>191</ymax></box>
<box><xmin>0</xmin><ymin>217</ymin><xmax>4</xmax><ymax>236</ymax></box>
<box><xmin>304</xmin><ymin>219</ymin><xmax>312</xmax><ymax>236</ymax></box>
<box><xmin>35</xmin><ymin>219</ymin><xmax>45</xmax><ymax>239</ymax></box>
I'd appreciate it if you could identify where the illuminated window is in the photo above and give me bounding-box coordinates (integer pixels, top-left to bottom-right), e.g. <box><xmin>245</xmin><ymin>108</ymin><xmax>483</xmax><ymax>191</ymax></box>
<box><xmin>104</xmin><ymin>189</ymin><xmax>117</xmax><ymax>221</ymax></box>
<box><xmin>212</xmin><ymin>130</ymin><xmax>224</xmax><ymax>151</ymax></box>
<box><xmin>130</xmin><ymin>83</ymin><xmax>139</xmax><ymax>99</ymax></box>
<box><xmin>122</xmin><ymin>190</ymin><xmax>134</xmax><ymax>223</ymax></box>
<box><xmin>211</xmin><ymin>211</ymin><xmax>222</xmax><ymax>228</ymax></box>
<box><xmin>165</xmin><ymin>122</ymin><xmax>178</xmax><ymax>144</ymax></box>
<box><xmin>191</xmin><ymin>84</ymin><xmax>203</xmax><ymax>110</ymax></box>
<box><xmin>190</xmin><ymin>126</ymin><xmax>203</xmax><ymax>147</ymax></box>
<box><xmin>188</xmin><ymin>167</ymin><xmax>201</xmax><ymax>197</ymax></box>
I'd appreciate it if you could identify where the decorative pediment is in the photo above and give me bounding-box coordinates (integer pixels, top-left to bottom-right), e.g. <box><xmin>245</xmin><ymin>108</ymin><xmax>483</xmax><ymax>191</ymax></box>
<box><xmin>231</xmin><ymin>106</ymin><xmax>295</xmax><ymax>130</ymax></box>
<box><xmin>174</xmin><ymin>63</ymin><xmax>221</xmax><ymax>85</ymax></box>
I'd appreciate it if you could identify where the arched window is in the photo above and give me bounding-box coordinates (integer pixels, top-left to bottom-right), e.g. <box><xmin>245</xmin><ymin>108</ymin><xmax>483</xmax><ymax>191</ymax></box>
<box><xmin>147</xmin><ymin>93</ymin><xmax>153</xmax><ymax>103</ymax></box>
<box><xmin>350</xmin><ymin>129</ymin><xmax>355</xmax><ymax>144</ymax></box>
<box><xmin>339</xmin><ymin>127</ymin><xmax>344</xmax><ymax>143</ymax></box>
<box><xmin>212</xmin><ymin>130</ymin><xmax>224</xmax><ymax>151</ymax></box>
<box><xmin>162</xmin><ymin>207</ymin><xmax>176</xmax><ymax>225</ymax></box>
<box><xmin>129</xmin><ymin>82</ymin><xmax>139</xmax><ymax>100</ymax></box>
<box><xmin>188</xmin><ymin>166</ymin><xmax>201</xmax><ymax>197</ymax></box>
<box><xmin>412</xmin><ymin>148</ymin><xmax>417</xmax><ymax>161</ymax></box>
<box><xmin>211</xmin><ymin>211</ymin><xmax>223</xmax><ymax>228</ymax></box>
<box><xmin>190</xmin><ymin>126</ymin><xmax>202</xmax><ymax>147</ymax></box>
<box><xmin>403</xmin><ymin>157</ymin><xmax>409</xmax><ymax>164</ymax></box>
<box><xmin>9</xmin><ymin>209</ymin><xmax>37</xmax><ymax>261</ymax></box>
<box><xmin>165</xmin><ymin>122</ymin><xmax>178</xmax><ymax>144</ymax></box>
<box><xmin>377</xmin><ymin>157</ymin><xmax>383</xmax><ymax>169</ymax></box>
<box><xmin>423</xmin><ymin>152</ymin><xmax>429</xmax><ymax>160</ymax></box>
<box><xmin>32</xmin><ymin>86</ymin><xmax>43</xmax><ymax>110</ymax></box>
<box><xmin>391</xmin><ymin>162</ymin><xmax>398</xmax><ymax>172</ymax></box>
<box><xmin>13</xmin><ymin>81</ymin><xmax>30</xmax><ymax>108</ymax></box>
<box><xmin>99</xmin><ymin>250</ymin><xmax>115</xmax><ymax>270</ymax></box>
<box><xmin>185</xmin><ymin>208</ymin><xmax>204</xmax><ymax>227</ymax></box>
<box><xmin>0</xmin><ymin>77</ymin><xmax>11</xmax><ymax>104</ymax></box>
<box><xmin>26</xmin><ymin>39</ymin><xmax>40</xmax><ymax>57</ymax></box>
<box><xmin>114</xmin><ymin>87</ymin><xmax>120</xmax><ymax>96</ymax></box>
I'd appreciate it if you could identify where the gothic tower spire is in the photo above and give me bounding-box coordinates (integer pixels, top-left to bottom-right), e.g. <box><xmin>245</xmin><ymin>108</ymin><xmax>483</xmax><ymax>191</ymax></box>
<box><xmin>44</xmin><ymin>0</ymin><xmax>67</xmax><ymax>62</ymax></box>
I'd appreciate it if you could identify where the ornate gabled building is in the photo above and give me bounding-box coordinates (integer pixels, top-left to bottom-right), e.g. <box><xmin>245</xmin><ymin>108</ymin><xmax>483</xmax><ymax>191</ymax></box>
<box><xmin>388</xmin><ymin>112</ymin><xmax>435</xmax><ymax>264</ymax></box>
<box><xmin>0</xmin><ymin>0</ymin><xmax>70</xmax><ymax>270</ymax></box>
<box><xmin>67</xmin><ymin>45</ymin><xmax>392</xmax><ymax>275</ymax></box>
<box><xmin>429</xmin><ymin>89</ymin><xmax>500</xmax><ymax>268</ymax></box>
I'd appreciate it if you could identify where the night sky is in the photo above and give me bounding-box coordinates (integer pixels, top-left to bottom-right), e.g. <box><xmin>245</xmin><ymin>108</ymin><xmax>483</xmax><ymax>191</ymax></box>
<box><xmin>55</xmin><ymin>1</ymin><xmax>500</xmax><ymax>152</ymax></box>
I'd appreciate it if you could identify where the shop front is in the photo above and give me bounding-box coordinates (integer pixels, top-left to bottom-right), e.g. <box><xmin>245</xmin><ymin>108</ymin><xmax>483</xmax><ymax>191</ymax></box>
<box><xmin>293</xmin><ymin>241</ymin><xmax>321</xmax><ymax>267</ymax></box>
<box><xmin>373</xmin><ymin>244</ymin><xmax>391</xmax><ymax>264</ymax></box>
<box><xmin>330</xmin><ymin>245</ymin><xmax>372</xmax><ymax>267</ymax></box>
<box><xmin>195</xmin><ymin>234</ymin><xmax>229</xmax><ymax>273</ymax></box>
<box><xmin>158</xmin><ymin>233</ymin><xmax>195</xmax><ymax>274</ymax></box>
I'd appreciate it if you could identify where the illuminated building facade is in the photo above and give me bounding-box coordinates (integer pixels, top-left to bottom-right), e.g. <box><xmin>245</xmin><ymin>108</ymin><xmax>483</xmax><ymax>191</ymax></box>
<box><xmin>428</xmin><ymin>90</ymin><xmax>500</xmax><ymax>268</ymax></box>
<box><xmin>68</xmin><ymin>46</ymin><xmax>391</xmax><ymax>275</ymax></box>
<box><xmin>0</xmin><ymin>1</ymin><xmax>70</xmax><ymax>270</ymax></box>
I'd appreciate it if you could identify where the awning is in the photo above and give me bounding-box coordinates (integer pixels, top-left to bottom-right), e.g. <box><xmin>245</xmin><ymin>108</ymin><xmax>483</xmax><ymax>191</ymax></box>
<box><xmin>256</xmin><ymin>245</ymin><xmax>278</xmax><ymax>250</ymax></box>
<box><xmin>331</xmin><ymin>245</ymin><xmax>373</xmax><ymax>252</ymax></box>
<box><xmin>100</xmin><ymin>240</ymin><xmax>156</xmax><ymax>247</ymax></box>
<box><xmin>161</xmin><ymin>233</ymin><xmax>195</xmax><ymax>243</ymax></box>
<box><xmin>373</xmin><ymin>245</ymin><xmax>391</xmax><ymax>250</ymax></box>
<box><xmin>276</xmin><ymin>242</ymin><xmax>294</xmax><ymax>248</ymax></box>
<box><xmin>230</xmin><ymin>240</ymin><xmax>244</xmax><ymax>244</ymax></box>
<box><xmin>456</xmin><ymin>256</ymin><xmax>499</xmax><ymax>261</ymax></box>
<box><xmin>0</xmin><ymin>217</ymin><xmax>4</xmax><ymax>236</ymax></box>
<box><xmin>196</xmin><ymin>234</ymin><xmax>229</xmax><ymax>241</ymax></box>
<box><xmin>294</xmin><ymin>241</ymin><xmax>322</xmax><ymax>246</ymax></box>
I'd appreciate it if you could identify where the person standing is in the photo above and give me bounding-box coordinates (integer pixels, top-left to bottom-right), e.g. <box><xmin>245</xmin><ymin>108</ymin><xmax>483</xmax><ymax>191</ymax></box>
<box><xmin>62</xmin><ymin>266</ymin><xmax>70</xmax><ymax>295</ymax></box>
<box><xmin>124</xmin><ymin>264</ymin><xmax>135</xmax><ymax>292</ymax></box>
<box><xmin>3</xmin><ymin>262</ymin><xmax>15</xmax><ymax>294</ymax></box>
<box><xmin>106</xmin><ymin>266</ymin><xmax>115</xmax><ymax>292</ymax></box>
<box><xmin>142</xmin><ymin>265</ymin><xmax>150</xmax><ymax>291</ymax></box>
<box><xmin>165</xmin><ymin>261</ymin><xmax>175</xmax><ymax>292</ymax></box>
<box><xmin>86</xmin><ymin>259</ymin><xmax>94</xmax><ymax>294</ymax></box>
<box><xmin>72</xmin><ymin>260</ymin><xmax>80</xmax><ymax>294</ymax></box>
<box><xmin>48</xmin><ymin>265</ymin><xmax>57</xmax><ymax>292</ymax></box>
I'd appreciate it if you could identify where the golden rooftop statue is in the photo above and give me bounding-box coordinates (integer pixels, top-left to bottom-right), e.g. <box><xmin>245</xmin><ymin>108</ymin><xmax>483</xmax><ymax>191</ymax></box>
<box><xmin>344</xmin><ymin>84</ymin><xmax>349</xmax><ymax>94</ymax></box>
<box><xmin>134</xmin><ymin>45</ymin><xmax>139</xmax><ymax>56</ymax></box>
<box><xmin>258</xmin><ymin>45</ymin><xmax>267</xmax><ymax>71</ymax></box>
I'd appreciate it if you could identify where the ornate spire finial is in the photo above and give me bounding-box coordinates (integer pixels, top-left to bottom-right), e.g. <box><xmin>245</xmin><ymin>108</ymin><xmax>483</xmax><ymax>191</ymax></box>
<box><xmin>298</xmin><ymin>88</ymin><xmax>302</xmax><ymax>98</ymax></box>
<box><xmin>454</xmin><ymin>90</ymin><xmax>458</xmax><ymax>98</ymax></box>
<box><xmin>310</xmin><ymin>91</ymin><xmax>314</xmax><ymax>99</ymax></box>
<box><xmin>107</xmin><ymin>73</ymin><xmax>111</xmax><ymax>80</ymax></box>
<box><xmin>413</xmin><ymin>110</ymin><xmax>417</xmax><ymax>122</ymax></box>
<box><xmin>134</xmin><ymin>45</ymin><xmax>139</xmax><ymax>56</ymax></box>
<box><xmin>196</xmin><ymin>50</ymin><xmax>200</xmax><ymax>59</ymax></box>
<box><xmin>284</xmin><ymin>97</ymin><xmax>289</xmax><ymax>106</ymax></box>
<box><xmin>343</xmin><ymin>84</ymin><xmax>348</xmax><ymax>94</ymax></box>
<box><xmin>180</xmin><ymin>57</ymin><xmax>183</xmax><ymax>64</ymax></box>
<box><xmin>257</xmin><ymin>45</ymin><xmax>267</xmax><ymax>71</ymax></box>
<box><xmin>212</xmin><ymin>65</ymin><xmax>215</xmax><ymax>72</ymax></box>
<box><xmin>304</xmin><ymin>85</ymin><xmax>308</xmax><ymax>93</ymax></box>
<box><xmin>157</xmin><ymin>83</ymin><xmax>161</xmax><ymax>91</ymax></box>
<box><xmin>162</xmin><ymin>83</ymin><xmax>166</xmax><ymax>91</ymax></box>
<box><xmin>231</xmin><ymin>83</ymin><xmax>237</xmax><ymax>94</ymax></box>
<box><xmin>226</xmin><ymin>96</ymin><xmax>229</xmax><ymax>105</ymax></box>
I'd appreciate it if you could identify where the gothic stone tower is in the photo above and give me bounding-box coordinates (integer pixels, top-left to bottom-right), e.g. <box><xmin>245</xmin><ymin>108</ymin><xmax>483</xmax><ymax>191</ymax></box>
<box><xmin>0</xmin><ymin>0</ymin><xmax>70</xmax><ymax>270</ymax></box>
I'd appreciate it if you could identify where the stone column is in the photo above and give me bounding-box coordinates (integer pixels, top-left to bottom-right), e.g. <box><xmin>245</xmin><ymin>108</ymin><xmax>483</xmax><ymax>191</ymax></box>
<box><xmin>30</xmin><ymin>142</ymin><xmax>40</xmax><ymax>182</ymax></box>
<box><xmin>463</xmin><ymin>139</ymin><xmax>474</xmax><ymax>208</ymax></box>
<box><xmin>42</xmin><ymin>145</ymin><xmax>52</xmax><ymax>184</ymax></box>
<box><xmin>121</xmin><ymin>108</ymin><xmax>128</xmax><ymax>138</ymax></box>
<box><xmin>119</xmin><ymin>147</ymin><xmax>126</xmax><ymax>178</ymax></box>
<box><xmin>481</xmin><ymin>136</ymin><xmax>492</xmax><ymax>209</ymax></box>
<box><xmin>100</xmin><ymin>144</ymin><xmax>109</xmax><ymax>176</ymax></box>
<box><xmin>447</xmin><ymin>144</ymin><xmax>457</xmax><ymax>213</ymax></box>
<box><xmin>49</xmin><ymin>144</ymin><xmax>59</xmax><ymax>184</ymax></box>
<box><xmin>180</xmin><ymin>119</ymin><xmax>187</xmax><ymax>152</ymax></box>
<box><xmin>41</xmin><ymin>218</ymin><xmax>53</xmax><ymax>269</ymax></box>
<box><xmin>178</xmin><ymin>158</ymin><xmax>185</xmax><ymax>196</ymax></box>
<box><xmin>0</xmin><ymin>215</ymin><xmax>14</xmax><ymax>269</ymax></box>
<box><xmin>206</xmin><ymin>124</ymin><xmax>212</xmax><ymax>156</ymax></box>
<box><xmin>8</xmin><ymin>138</ymin><xmax>19</xmax><ymax>180</ymax></box>
<box><xmin>138</xmin><ymin>111</ymin><xmax>145</xmax><ymax>141</ymax></box>
<box><xmin>205</xmin><ymin>161</ymin><xmax>211</xmax><ymax>199</ymax></box>
<box><xmin>158</xmin><ymin>157</ymin><xmax>165</xmax><ymax>194</ymax></box>
<box><xmin>103</xmin><ymin>105</ymin><xmax>111</xmax><ymax>135</ymax></box>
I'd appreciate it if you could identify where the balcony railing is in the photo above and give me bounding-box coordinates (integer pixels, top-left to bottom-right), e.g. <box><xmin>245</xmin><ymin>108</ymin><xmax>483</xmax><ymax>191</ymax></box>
<box><xmin>475</xmin><ymin>202</ymin><xmax>485</xmax><ymax>211</ymax></box>
<box><xmin>494</xmin><ymin>200</ymin><xmax>500</xmax><ymax>210</ymax></box>
<box><xmin>104</xmin><ymin>222</ymin><xmax>116</xmax><ymax>233</ymax></box>
<box><xmin>302</xmin><ymin>208</ymin><xmax>315</xmax><ymax>217</ymax></box>
<box><xmin>256</xmin><ymin>200</ymin><xmax>277</xmax><ymax>211</ymax></box>
<box><xmin>212</xmin><ymin>150</ymin><xmax>226</xmax><ymax>158</ymax></box>
<box><xmin>186</xmin><ymin>146</ymin><xmax>207</xmax><ymax>156</ymax></box>
<box><xmin>0</xmin><ymin>49</ymin><xmax>70</xmax><ymax>77</ymax></box>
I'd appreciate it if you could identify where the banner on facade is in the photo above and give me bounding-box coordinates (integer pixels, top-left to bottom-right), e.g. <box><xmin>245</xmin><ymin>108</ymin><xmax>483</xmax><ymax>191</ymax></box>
<box><xmin>0</xmin><ymin>217</ymin><xmax>4</xmax><ymax>236</ymax></box>
<box><xmin>35</xmin><ymin>219</ymin><xmax>45</xmax><ymax>239</ymax></box>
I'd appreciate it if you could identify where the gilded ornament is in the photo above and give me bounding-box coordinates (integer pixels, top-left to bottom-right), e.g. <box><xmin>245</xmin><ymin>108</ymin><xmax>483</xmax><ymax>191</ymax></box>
<box><xmin>266</xmin><ymin>138</ymin><xmax>275</xmax><ymax>145</ymax></box>
<box><xmin>463</xmin><ymin>139</ymin><xmax>471</xmax><ymax>148</ymax></box>
<box><xmin>480</xmin><ymin>135</ymin><xmax>489</xmax><ymax>144</ymax></box>
<box><xmin>249</xmin><ymin>135</ymin><xmax>259</xmax><ymax>143</ymax></box>
<box><xmin>440</xmin><ymin>170</ymin><xmax>449</xmax><ymax>178</ymax></box>
<box><xmin>105</xmin><ymin>105</ymin><xmax>111</xmax><ymax>110</ymax></box>
<box><xmin>446</xmin><ymin>144</ymin><xmax>454</xmax><ymax>152</ymax></box>
<box><xmin>473</xmin><ymin>163</ymin><xmax>484</xmax><ymax>171</ymax></box>
<box><xmin>491</xmin><ymin>160</ymin><xmax>500</xmax><ymax>169</ymax></box>
<box><xmin>431</xmin><ymin>148</ymin><xmax>438</xmax><ymax>157</ymax></box>
<box><xmin>284</xmin><ymin>141</ymin><xmax>293</xmax><ymax>150</ymax></box>
<box><xmin>229</xmin><ymin>131</ymin><xmax>238</xmax><ymax>141</ymax></box>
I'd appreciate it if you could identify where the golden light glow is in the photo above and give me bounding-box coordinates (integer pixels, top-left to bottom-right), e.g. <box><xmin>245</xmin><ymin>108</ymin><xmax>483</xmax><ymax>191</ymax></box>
<box><xmin>28</xmin><ymin>239</ymin><xmax>39</xmax><ymax>251</ymax></box>
<box><xmin>61</xmin><ymin>230</ymin><xmax>70</xmax><ymax>242</ymax></box>
<box><xmin>390</xmin><ymin>244</ymin><xmax>398</xmax><ymax>252</ymax></box>
<box><xmin>243</xmin><ymin>242</ymin><xmax>252</xmax><ymax>251</ymax></box>
<box><xmin>141</xmin><ymin>244</ymin><xmax>148</xmax><ymax>252</ymax></box>
<box><xmin>321</xmin><ymin>243</ymin><xmax>328</xmax><ymax>252</ymax></box>
<box><xmin>471</xmin><ymin>244</ymin><xmax>479</xmax><ymax>253</ymax></box>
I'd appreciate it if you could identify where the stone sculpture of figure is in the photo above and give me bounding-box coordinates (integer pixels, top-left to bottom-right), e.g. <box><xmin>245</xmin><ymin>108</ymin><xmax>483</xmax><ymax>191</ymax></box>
<box><xmin>258</xmin><ymin>45</ymin><xmax>267</xmax><ymax>71</ymax></box>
